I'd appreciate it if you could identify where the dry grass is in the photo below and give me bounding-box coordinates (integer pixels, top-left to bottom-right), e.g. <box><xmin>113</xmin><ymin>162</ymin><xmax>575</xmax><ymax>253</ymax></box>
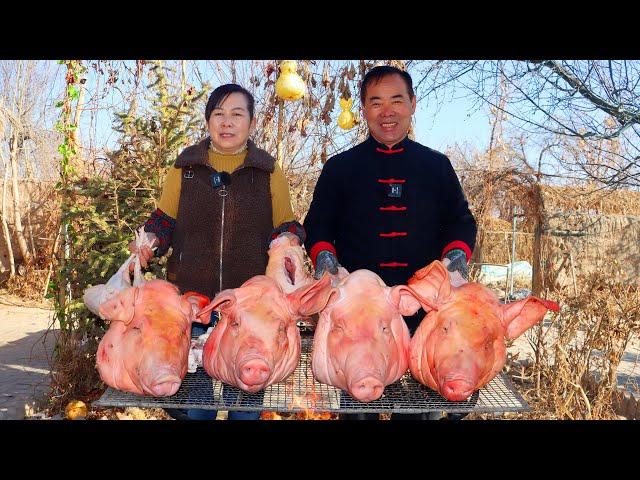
<box><xmin>46</xmin><ymin>325</ymin><xmax>105</xmax><ymax>415</ymax></box>
<box><xmin>540</xmin><ymin>184</ymin><xmax>640</xmax><ymax>216</ymax></box>
<box><xmin>504</xmin><ymin>272</ymin><xmax>639</xmax><ymax>419</ymax></box>
<box><xmin>4</xmin><ymin>265</ymin><xmax>51</xmax><ymax>301</ymax></box>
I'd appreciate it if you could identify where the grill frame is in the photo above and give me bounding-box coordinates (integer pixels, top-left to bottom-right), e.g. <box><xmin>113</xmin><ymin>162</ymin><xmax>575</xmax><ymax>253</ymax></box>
<box><xmin>95</xmin><ymin>336</ymin><xmax>530</xmax><ymax>415</ymax></box>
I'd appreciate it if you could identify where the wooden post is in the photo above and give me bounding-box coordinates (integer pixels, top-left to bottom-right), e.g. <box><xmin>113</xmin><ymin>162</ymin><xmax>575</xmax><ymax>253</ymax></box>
<box><xmin>569</xmin><ymin>251</ymin><xmax>578</xmax><ymax>296</ymax></box>
<box><xmin>531</xmin><ymin>183</ymin><xmax>544</xmax><ymax>297</ymax></box>
<box><xmin>509</xmin><ymin>207</ymin><xmax>517</xmax><ymax>299</ymax></box>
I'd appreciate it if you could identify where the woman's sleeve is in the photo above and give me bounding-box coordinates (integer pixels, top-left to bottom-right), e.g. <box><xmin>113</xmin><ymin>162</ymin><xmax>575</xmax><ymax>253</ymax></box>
<box><xmin>270</xmin><ymin>163</ymin><xmax>296</xmax><ymax>227</ymax></box>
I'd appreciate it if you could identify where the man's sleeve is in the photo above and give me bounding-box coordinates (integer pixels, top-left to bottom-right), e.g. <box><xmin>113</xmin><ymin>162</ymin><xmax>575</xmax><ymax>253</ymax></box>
<box><xmin>439</xmin><ymin>157</ymin><xmax>477</xmax><ymax>262</ymax></box>
<box><xmin>303</xmin><ymin>159</ymin><xmax>341</xmax><ymax>267</ymax></box>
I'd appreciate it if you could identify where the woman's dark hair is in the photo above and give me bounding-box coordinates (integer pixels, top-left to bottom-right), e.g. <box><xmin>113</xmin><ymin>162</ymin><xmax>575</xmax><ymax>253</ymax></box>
<box><xmin>360</xmin><ymin>66</ymin><xmax>414</xmax><ymax>104</ymax></box>
<box><xmin>205</xmin><ymin>83</ymin><xmax>255</xmax><ymax>121</ymax></box>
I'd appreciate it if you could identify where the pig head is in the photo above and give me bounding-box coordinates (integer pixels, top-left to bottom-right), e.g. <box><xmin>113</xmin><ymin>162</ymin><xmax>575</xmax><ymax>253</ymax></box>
<box><xmin>265</xmin><ymin>232</ymin><xmax>313</xmax><ymax>294</ymax></box>
<box><xmin>197</xmin><ymin>274</ymin><xmax>332</xmax><ymax>393</ymax></box>
<box><xmin>96</xmin><ymin>279</ymin><xmax>209</xmax><ymax>396</ymax></box>
<box><xmin>84</xmin><ymin>226</ymin><xmax>155</xmax><ymax>318</ymax></box>
<box><xmin>408</xmin><ymin>260</ymin><xmax>559</xmax><ymax>401</ymax></box>
<box><xmin>311</xmin><ymin>269</ymin><xmax>423</xmax><ymax>402</ymax></box>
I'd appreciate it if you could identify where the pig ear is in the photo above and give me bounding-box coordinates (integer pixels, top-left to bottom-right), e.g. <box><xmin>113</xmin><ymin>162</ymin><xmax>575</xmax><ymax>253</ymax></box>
<box><xmin>183</xmin><ymin>291</ymin><xmax>211</xmax><ymax>323</ymax></box>
<box><xmin>407</xmin><ymin>260</ymin><xmax>451</xmax><ymax>309</ymax></box>
<box><xmin>500</xmin><ymin>297</ymin><xmax>560</xmax><ymax>340</ymax></box>
<box><xmin>98</xmin><ymin>287</ymin><xmax>138</xmax><ymax>325</ymax></box>
<box><xmin>389</xmin><ymin>285</ymin><xmax>426</xmax><ymax>316</ymax></box>
<box><xmin>288</xmin><ymin>272</ymin><xmax>335</xmax><ymax>317</ymax></box>
<box><xmin>195</xmin><ymin>290</ymin><xmax>236</xmax><ymax>324</ymax></box>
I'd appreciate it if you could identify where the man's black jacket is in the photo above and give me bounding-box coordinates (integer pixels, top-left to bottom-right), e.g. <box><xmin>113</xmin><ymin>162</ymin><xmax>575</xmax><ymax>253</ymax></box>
<box><xmin>304</xmin><ymin>135</ymin><xmax>477</xmax><ymax>287</ymax></box>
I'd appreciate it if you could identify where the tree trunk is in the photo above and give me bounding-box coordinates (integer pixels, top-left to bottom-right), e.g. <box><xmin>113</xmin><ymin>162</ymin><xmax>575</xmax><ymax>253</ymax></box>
<box><xmin>9</xmin><ymin>133</ymin><xmax>31</xmax><ymax>265</ymax></box>
<box><xmin>42</xmin><ymin>223</ymin><xmax>62</xmax><ymax>300</ymax></box>
<box><xmin>1</xmin><ymin>167</ymin><xmax>16</xmax><ymax>277</ymax></box>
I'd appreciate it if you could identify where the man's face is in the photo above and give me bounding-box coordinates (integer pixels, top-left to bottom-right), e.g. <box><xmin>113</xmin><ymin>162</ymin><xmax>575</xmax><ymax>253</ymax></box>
<box><xmin>362</xmin><ymin>74</ymin><xmax>416</xmax><ymax>148</ymax></box>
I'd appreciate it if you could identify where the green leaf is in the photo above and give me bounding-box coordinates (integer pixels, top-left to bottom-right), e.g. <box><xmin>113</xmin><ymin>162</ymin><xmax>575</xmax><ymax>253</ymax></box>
<box><xmin>68</xmin><ymin>85</ymin><xmax>80</xmax><ymax>100</ymax></box>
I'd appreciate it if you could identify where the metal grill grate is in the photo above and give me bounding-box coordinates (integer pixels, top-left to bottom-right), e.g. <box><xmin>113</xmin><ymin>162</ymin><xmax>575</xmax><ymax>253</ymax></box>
<box><xmin>95</xmin><ymin>336</ymin><xmax>530</xmax><ymax>414</ymax></box>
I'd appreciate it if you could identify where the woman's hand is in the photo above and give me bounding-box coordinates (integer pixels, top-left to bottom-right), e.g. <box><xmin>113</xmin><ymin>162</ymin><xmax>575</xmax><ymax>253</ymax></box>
<box><xmin>128</xmin><ymin>232</ymin><xmax>158</xmax><ymax>271</ymax></box>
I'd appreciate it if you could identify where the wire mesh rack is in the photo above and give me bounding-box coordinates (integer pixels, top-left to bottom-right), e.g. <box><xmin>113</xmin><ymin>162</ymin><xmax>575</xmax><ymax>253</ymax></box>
<box><xmin>95</xmin><ymin>336</ymin><xmax>530</xmax><ymax>414</ymax></box>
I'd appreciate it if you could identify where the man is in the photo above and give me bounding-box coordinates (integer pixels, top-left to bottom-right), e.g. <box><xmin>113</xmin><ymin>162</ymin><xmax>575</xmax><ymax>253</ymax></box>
<box><xmin>303</xmin><ymin>65</ymin><xmax>477</xmax><ymax>420</ymax></box>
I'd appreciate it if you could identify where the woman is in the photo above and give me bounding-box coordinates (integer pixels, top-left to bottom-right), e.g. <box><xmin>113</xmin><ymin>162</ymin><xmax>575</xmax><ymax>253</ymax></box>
<box><xmin>130</xmin><ymin>83</ymin><xmax>305</xmax><ymax>420</ymax></box>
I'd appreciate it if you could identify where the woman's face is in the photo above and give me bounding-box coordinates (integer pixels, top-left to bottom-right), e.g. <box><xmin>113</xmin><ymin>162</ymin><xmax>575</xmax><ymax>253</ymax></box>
<box><xmin>207</xmin><ymin>92</ymin><xmax>256</xmax><ymax>153</ymax></box>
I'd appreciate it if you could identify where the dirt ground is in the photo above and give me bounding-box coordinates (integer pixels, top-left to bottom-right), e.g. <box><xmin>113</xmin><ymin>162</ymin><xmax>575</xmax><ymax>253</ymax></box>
<box><xmin>0</xmin><ymin>291</ymin><xmax>57</xmax><ymax>419</ymax></box>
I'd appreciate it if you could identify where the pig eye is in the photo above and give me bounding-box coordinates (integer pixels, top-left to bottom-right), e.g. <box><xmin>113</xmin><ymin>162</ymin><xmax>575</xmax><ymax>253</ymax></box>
<box><xmin>382</xmin><ymin>326</ymin><xmax>389</xmax><ymax>333</ymax></box>
<box><xmin>230</xmin><ymin>320</ymin><xmax>240</xmax><ymax>328</ymax></box>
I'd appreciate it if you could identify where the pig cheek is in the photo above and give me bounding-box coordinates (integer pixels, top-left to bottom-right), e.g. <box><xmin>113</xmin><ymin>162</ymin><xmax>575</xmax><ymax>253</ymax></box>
<box><xmin>96</xmin><ymin>341</ymin><xmax>118</xmax><ymax>386</ymax></box>
<box><xmin>327</xmin><ymin>328</ymin><xmax>344</xmax><ymax>353</ymax></box>
<box><xmin>382</xmin><ymin>324</ymin><xmax>394</xmax><ymax>344</ymax></box>
<box><xmin>327</xmin><ymin>329</ymin><xmax>349</xmax><ymax>372</ymax></box>
<box><xmin>124</xmin><ymin>329</ymin><xmax>144</xmax><ymax>364</ymax></box>
<box><xmin>220</xmin><ymin>325</ymin><xmax>241</xmax><ymax>361</ymax></box>
<box><xmin>273</xmin><ymin>326</ymin><xmax>295</xmax><ymax>371</ymax></box>
<box><xmin>432</xmin><ymin>327</ymin><xmax>453</xmax><ymax>376</ymax></box>
<box><xmin>478</xmin><ymin>338</ymin><xmax>503</xmax><ymax>384</ymax></box>
<box><xmin>277</xmin><ymin>328</ymin><xmax>290</xmax><ymax>357</ymax></box>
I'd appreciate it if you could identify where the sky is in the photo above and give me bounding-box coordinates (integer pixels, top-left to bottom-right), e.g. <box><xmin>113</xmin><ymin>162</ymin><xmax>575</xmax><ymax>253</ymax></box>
<box><xmin>66</xmin><ymin>60</ymin><xmax>496</xmax><ymax>161</ymax></box>
<box><xmin>414</xmin><ymin>93</ymin><xmax>491</xmax><ymax>154</ymax></box>
<box><xmin>19</xmin><ymin>58</ymin><xmax>602</xmax><ymax>192</ymax></box>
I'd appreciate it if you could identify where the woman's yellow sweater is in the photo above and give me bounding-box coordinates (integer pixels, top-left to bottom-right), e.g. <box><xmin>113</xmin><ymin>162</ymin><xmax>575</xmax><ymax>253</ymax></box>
<box><xmin>158</xmin><ymin>149</ymin><xmax>295</xmax><ymax>227</ymax></box>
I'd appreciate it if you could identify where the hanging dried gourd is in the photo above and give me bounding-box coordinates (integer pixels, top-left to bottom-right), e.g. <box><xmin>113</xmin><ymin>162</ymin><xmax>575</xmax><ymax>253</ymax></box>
<box><xmin>337</xmin><ymin>97</ymin><xmax>357</xmax><ymax>130</ymax></box>
<box><xmin>275</xmin><ymin>60</ymin><xmax>306</xmax><ymax>101</ymax></box>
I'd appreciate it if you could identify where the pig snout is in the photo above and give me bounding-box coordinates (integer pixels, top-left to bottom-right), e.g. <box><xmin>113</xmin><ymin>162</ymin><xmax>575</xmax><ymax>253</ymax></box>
<box><xmin>441</xmin><ymin>378</ymin><xmax>475</xmax><ymax>401</ymax></box>
<box><xmin>348</xmin><ymin>375</ymin><xmax>385</xmax><ymax>402</ymax></box>
<box><xmin>139</xmin><ymin>347</ymin><xmax>184</xmax><ymax>396</ymax></box>
<box><xmin>345</xmin><ymin>353</ymin><xmax>386</xmax><ymax>402</ymax></box>
<box><xmin>238</xmin><ymin>358</ymin><xmax>271</xmax><ymax>388</ymax></box>
<box><xmin>437</xmin><ymin>356</ymin><xmax>480</xmax><ymax>401</ymax></box>
<box><xmin>148</xmin><ymin>374</ymin><xmax>182</xmax><ymax>396</ymax></box>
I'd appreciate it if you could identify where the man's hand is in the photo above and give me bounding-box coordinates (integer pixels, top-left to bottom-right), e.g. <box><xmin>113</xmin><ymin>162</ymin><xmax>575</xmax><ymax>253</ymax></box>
<box><xmin>268</xmin><ymin>221</ymin><xmax>306</xmax><ymax>249</ymax></box>
<box><xmin>128</xmin><ymin>232</ymin><xmax>158</xmax><ymax>271</ymax></box>
<box><xmin>314</xmin><ymin>250</ymin><xmax>340</xmax><ymax>279</ymax></box>
<box><xmin>442</xmin><ymin>248</ymin><xmax>469</xmax><ymax>288</ymax></box>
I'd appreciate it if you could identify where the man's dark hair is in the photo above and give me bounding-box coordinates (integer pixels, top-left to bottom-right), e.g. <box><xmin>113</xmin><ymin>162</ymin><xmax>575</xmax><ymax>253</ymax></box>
<box><xmin>360</xmin><ymin>66</ymin><xmax>415</xmax><ymax>104</ymax></box>
<box><xmin>205</xmin><ymin>83</ymin><xmax>255</xmax><ymax>122</ymax></box>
